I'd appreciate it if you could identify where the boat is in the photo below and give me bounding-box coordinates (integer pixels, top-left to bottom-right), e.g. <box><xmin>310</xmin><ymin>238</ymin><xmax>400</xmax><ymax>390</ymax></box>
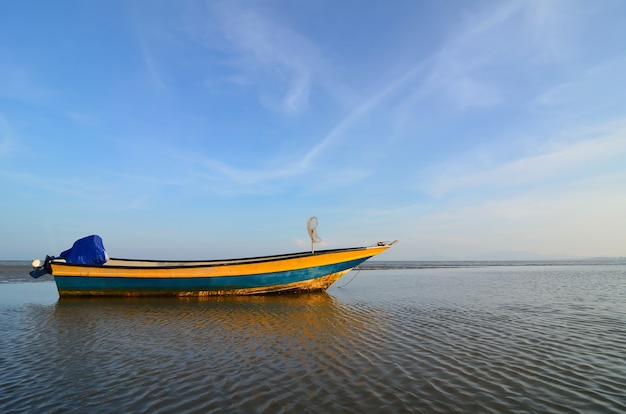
<box><xmin>30</xmin><ymin>222</ymin><xmax>397</xmax><ymax>297</ymax></box>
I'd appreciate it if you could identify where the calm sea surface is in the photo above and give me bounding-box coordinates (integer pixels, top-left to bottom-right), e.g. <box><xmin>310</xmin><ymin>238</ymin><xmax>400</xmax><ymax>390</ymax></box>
<box><xmin>1</xmin><ymin>260</ymin><xmax>625</xmax><ymax>413</ymax></box>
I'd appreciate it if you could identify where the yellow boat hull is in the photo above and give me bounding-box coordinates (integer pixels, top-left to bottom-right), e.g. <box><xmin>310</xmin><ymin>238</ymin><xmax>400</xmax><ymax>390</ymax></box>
<box><xmin>47</xmin><ymin>242</ymin><xmax>397</xmax><ymax>297</ymax></box>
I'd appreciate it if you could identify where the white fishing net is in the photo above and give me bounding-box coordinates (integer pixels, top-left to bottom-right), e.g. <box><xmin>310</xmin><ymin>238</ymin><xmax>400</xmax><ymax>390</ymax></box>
<box><xmin>307</xmin><ymin>216</ymin><xmax>322</xmax><ymax>253</ymax></box>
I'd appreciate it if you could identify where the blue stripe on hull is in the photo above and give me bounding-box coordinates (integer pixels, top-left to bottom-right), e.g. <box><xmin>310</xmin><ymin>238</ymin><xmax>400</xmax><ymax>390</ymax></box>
<box><xmin>54</xmin><ymin>257</ymin><xmax>369</xmax><ymax>296</ymax></box>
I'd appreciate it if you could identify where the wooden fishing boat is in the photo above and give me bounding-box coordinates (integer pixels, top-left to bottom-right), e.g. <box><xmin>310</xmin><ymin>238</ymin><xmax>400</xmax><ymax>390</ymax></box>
<box><xmin>31</xmin><ymin>234</ymin><xmax>397</xmax><ymax>297</ymax></box>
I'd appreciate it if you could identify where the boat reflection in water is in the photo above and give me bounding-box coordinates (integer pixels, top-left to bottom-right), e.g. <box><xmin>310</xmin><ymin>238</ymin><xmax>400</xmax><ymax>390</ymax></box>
<box><xmin>27</xmin><ymin>292</ymin><xmax>386</xmax><ymax>411</ymax></box>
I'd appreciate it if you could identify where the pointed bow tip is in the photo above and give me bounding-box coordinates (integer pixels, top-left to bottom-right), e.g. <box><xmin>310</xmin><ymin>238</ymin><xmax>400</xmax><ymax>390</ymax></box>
<box><xmin>377</xmin><ymin>240</ymin><xmax>399</xmax><ymax>247</ymax></box>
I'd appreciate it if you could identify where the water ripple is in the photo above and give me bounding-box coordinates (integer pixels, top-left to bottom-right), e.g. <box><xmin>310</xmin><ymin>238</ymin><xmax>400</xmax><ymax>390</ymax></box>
<box><xmin>1</xmin><ymin>265</ymin><xmax>625</xmax><ymax>412</ymax></box>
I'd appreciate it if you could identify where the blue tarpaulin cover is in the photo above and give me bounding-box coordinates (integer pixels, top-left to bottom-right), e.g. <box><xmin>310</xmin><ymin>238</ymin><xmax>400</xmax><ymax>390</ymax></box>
<box><xmin>60</xmin><ymin>235</ymin><xmax>108</xmax><ymax>265</ymax></box>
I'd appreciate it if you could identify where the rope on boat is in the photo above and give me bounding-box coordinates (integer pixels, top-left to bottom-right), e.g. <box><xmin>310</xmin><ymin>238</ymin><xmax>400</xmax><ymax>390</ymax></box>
<box><xmin>336</xmin><ymin>267</ymin><xmax>361</xmax><ymax>288</ymax></box>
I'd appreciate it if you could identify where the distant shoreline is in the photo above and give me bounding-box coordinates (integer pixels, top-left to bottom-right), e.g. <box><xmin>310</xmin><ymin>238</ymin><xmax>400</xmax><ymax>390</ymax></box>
<box><xmin>358</xmin><ymin>258</ymin><xmax>626</xmax><ymax>270</ymax></box>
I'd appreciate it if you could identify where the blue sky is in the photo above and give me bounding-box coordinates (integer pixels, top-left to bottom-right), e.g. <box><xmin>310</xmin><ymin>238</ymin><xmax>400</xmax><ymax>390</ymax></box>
<box><xmin>2</xmin><ymin>0</ymin><xmax>626</xmax><ymax>260</ymax></box>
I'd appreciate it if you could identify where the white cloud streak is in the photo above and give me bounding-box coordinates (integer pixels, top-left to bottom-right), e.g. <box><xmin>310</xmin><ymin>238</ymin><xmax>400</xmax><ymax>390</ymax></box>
<box><xmin>0</xmin><ymin>115</ymin><xmax>14</xmax><ymax>158</ymax></box>
<box><xmin>428</xmin><ymin>119</ymin><xmax>626</xmax><ymax>196</ymax></box>
<box><xmin>209</xmin><ymin>3</ymin><xmax>322</xmax><ymax>114</ymax></box>
<box><xmin>166</xmin><ymin>59</ymin><xmax>433</xmax><ymax>195</ymax></box>
<box><xmin>405</xmin><ymin>171</ymin><xmax>626</xmax><ymax>258</ymax></box>
<box><xmin>425</xmin><ymin>0</ymin><xmax>582</xmax><ymax>108</ymax></box>
<box><xmin>118</xmin><ymin>0</ymin><xmax>625</xmax><ymax>203</ymax></box>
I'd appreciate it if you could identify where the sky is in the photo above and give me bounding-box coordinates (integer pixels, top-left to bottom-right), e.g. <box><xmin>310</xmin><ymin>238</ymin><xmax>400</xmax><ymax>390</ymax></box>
<box><xmin>1</xmin><ymin>0</ymin><xmax>626</xmax><ymax>260</ymax></box>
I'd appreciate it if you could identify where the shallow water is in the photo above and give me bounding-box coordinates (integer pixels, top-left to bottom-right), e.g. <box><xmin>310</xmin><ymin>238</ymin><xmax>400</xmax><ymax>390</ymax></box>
<box><xmin>1</xmin><ymin>263</ymin><xmax>625</xmax><ymax>413</ymax></box>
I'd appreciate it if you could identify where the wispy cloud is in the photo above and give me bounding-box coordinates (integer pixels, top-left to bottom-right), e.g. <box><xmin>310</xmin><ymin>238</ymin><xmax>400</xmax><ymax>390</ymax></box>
<box><xmin>0</xmin><ymin>63</ymin><xmax>49</xmax><ymax>103</ymax></box>
<box><xmin>427</xmin><ymin>119</ymin><xmax>626</xmax><ymax>196</ymax></box>
<box><xmin>161</xmin><ymin>59</ymin><xmax>434</xmax><ymax>195</ymax></box>
<box><xmin>65</xmin><ymin>110</ymin><xmax>100</xmax><ymax>127</ymax></box>
<box><xmin>138</xmin><ymin>38</ymin><xmax>167</xmax><ymax>91</ymax></box>
<box><xmin>532</xmin><ymin>58</ymin><xmax>626</xmax><ymax>113</ymax></box>
<box><xmin>405</xmin><ymin>170</ymin><xmax>626</xmax><ymax>258</ymax></box>
<box><xmin>300</xmin><ymin>61</ymin><xmax>429</xmax><ymax>168</ymax></box>
<box><xmin>0</xmin><ymin>115</ymin><xmax>14</xmax><ymax>158</ymax></box>
<box><xmin>208</xmin><ymin>2</ymin><xmax>324</xmax><ymax>115</ymax></box>
<box><xmin>299</xmin><ymin>1</ymin><xmax>590</xmax><ymax>167</ymax></box>
<box><xmin>98</xmin><ymin>0</ymin><xmax>626</xmax><ymax>204</ymax></box>
<box><xmin>128</xmin><ymin>2</ymin><xmax>169</xmax><ymax>91</ymax></box>
<box><xmin>0</xmin><ymin>167</ymin><xmax>150</xmax><ymax>213</ymax></box>
<box><xmin>424</xmin><ymin>0</ymin><xmax>583</xmax><ymax>108</ymax></box>
<box><xmin>427</xmin><ymin>1</ymin><xmax>522</xmax><ymax>107</ymax></box>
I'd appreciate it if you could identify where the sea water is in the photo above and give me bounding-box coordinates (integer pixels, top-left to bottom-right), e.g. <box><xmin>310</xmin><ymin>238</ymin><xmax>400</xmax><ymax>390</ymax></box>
<box><xmin>1</xmin><ymin>261</ymin><xmax>625</xmax><ymax>413</ymax></box>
